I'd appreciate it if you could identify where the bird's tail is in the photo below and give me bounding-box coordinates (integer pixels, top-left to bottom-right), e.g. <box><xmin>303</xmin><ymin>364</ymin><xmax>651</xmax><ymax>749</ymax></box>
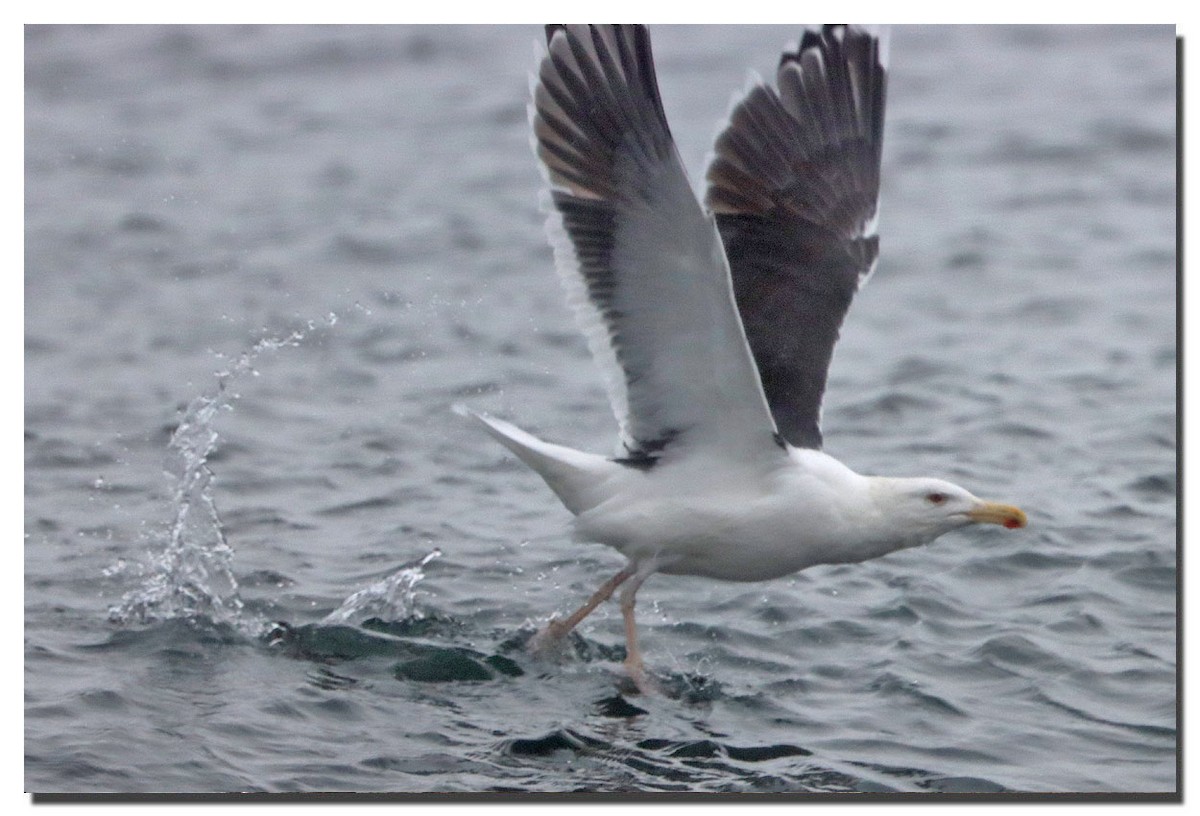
<box><xmin>452</xmin><ymin>405</ymin><xmax>620</xmax><ymax>515</ymax></box>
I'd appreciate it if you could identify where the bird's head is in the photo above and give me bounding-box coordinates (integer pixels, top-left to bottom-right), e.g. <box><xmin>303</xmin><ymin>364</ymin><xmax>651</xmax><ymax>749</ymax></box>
<box><xmin>870</xmin><ymin>477</ymin><xmax>1027</xmax><ymax>544</ymax></box>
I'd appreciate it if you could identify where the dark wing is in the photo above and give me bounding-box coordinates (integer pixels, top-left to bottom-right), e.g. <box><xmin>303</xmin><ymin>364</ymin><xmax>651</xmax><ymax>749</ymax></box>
<box><xmin>705</xmin><ymin>24</ymin><xmax>887</xmax><ymax>449</ymax></box>
<box><xmin>534</xmin><ymin>25</ymin><xmax>781</xmax><ymax>465</ymax></box>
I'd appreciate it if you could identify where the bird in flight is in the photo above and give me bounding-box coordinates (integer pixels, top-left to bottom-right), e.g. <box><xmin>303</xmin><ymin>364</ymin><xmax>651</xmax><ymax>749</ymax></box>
<box><xmin>460</xmin><ymin>24</ymin><xmax>1026</xmax><ymax>693</ymax></box>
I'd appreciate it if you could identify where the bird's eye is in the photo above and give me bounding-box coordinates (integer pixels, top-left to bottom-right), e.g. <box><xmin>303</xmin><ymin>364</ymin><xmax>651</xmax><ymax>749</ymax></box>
<box><xmin>926</xmin><ymin>492</ymin><xmax>948</xmax><ymax>505</ymax></box>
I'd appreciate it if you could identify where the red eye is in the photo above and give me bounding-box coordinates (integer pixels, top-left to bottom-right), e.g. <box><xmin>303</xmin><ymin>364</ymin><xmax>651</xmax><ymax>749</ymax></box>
<box><xmin>926</xmin><ymin>492</ymin><xmax>948</xmax><ymax>505</ymax></box>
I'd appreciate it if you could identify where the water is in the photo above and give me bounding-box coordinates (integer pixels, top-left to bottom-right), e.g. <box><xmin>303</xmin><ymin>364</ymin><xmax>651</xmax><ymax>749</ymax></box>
<box><xmin>24</xmin><ymin>25</ymin><xmax>1176</xmax><ymax>794</ymax></box>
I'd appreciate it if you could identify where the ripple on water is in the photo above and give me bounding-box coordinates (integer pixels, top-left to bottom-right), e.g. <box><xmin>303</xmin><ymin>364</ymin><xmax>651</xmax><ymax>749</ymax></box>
<box><xmin>77</xmin><ymin>689</ymin><xmax>127</xmax><ymax>712</ymax></box>
<box><xmin>500</xmin><ymin>727</ymin><xmax>830</xmax><ymax>792</ymax></box>
<box><xmin>867</xmin><ymin>672</ymin><xmax>969</xmax><ymax>719</ymax></box>
<box><xmin>974</xmin><ymin>633</ymin><xmax>1077</xmax><ymax>675</ymax></box>
<box><xmin>1126</xmin><ymin>472</ymin><xmax>1176</xmax><ymax>498</ymax></box>
<box><xmin>81</xmin><ymin>617</ymin><xmax>250</xmax><ymax>655</ymax></box>
<box><xmin>1112</xmin><ymin>563</ymin><xmax>1176</xmax><ymax>593</ymax></box>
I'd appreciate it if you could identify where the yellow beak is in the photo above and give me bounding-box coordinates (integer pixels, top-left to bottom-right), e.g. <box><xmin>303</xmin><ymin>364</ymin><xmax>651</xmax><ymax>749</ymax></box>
<box><xmin>967</xmin><ymin>502</ymin><xmax>1027</xmax><ymax>529</ymax></box>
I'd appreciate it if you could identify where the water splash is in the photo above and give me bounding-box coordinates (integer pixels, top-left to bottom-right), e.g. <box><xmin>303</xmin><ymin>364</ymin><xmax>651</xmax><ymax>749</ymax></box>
<box><xmin>323</xmin><ymin>549</ymin><xmax>442</xmax><ymax>624</ymax></box>
<box><xmin>109</xmin><ymin>315</ymin><xmax>340</xmax><ymax>628</ymax></box>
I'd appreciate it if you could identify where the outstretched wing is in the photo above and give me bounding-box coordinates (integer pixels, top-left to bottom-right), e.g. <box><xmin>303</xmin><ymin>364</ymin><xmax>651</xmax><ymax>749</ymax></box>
<box><xmin>705</xmin><ymin>24</ymin><xmax>888</xmax><ymax>450</ymax></box>
<box><xmin>534</xmin><ymin>24</ymin><xmax>781</xmax><ymax>465</ymax></box>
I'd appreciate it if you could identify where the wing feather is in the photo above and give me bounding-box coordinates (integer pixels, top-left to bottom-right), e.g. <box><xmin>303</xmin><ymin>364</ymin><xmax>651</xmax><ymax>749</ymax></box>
<box><xmin>534</xmin><ymin>24</ymin><xmax>781</xmax><ymax>464</ymax></box>
<box><xmin>706</xmin><ymin>24</ymin><xmax>888</xmax><ymax>449</ymax></box>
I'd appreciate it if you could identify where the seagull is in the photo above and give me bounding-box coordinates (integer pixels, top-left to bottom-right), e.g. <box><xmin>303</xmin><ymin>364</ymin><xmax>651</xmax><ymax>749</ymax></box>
<box><xmin>459</xmin><ymin>24</ymin><xmax>1026</xmax><ymax>692</ymax></box>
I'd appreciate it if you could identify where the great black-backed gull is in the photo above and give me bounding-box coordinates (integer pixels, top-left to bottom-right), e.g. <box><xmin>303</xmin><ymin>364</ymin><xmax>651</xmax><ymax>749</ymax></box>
<box><xmin>459</xmin><ymin>24</ymin><xmax>1026</xmax><ymax>693</ymax></box>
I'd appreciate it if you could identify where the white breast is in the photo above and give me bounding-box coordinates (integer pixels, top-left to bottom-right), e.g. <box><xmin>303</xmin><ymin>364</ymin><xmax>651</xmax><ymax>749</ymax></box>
<box><xmin>573</xmin><ymin>447</ymin><xmax>887</xmax><ymax>582</ymax></box>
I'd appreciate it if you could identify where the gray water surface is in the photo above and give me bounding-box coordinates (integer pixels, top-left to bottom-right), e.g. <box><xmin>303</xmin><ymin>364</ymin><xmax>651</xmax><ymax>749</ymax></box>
<box><xmin>25</xmin><ymin>25</ymin><xmax>1176</xmax><ymax>794</ymax></box>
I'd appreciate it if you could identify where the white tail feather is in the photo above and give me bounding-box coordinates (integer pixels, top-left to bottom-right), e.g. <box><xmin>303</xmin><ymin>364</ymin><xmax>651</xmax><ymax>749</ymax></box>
<box><xmin>453</xmin><ymin>406</ymin><xmax>622</xmax><ymax>515</ymax></box>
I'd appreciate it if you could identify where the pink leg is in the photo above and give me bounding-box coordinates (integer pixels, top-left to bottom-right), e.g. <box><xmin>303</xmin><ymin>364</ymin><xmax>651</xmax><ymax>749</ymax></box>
<box><xmin>619</xmin><ymin>568</ymin><xmax>658</xmax><ymax>694</ymax></box>
<box><xmin>529</xmin><ymin>565</ymin><xmax>635</xmax><ymax>653</ymax></box>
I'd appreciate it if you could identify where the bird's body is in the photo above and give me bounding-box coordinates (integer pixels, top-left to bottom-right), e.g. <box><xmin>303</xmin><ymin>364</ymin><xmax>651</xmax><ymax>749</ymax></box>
<box><xmin>575</xmin><ymin>451</ymin><xmax>874</xmax><ymax>582</ymax></box>
<box><xmin>461</xmin><ymin>24</ymin><xmax>1026</xmax><ymax>691</ymax></box>
<box><xmin>472</xmin><ymin>411</ymin><xmax>1011</xmax><ymax>583</ymax></box>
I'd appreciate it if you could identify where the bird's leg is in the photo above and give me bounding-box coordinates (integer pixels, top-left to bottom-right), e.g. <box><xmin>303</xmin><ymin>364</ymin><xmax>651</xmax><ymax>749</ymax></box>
<box><xmin>529</xmin><ymin>565</ymin><xmax>635</xmax><ymax>654</ymax></box>
<box><xmin>619</xmin><ymin>568</ymin><xmax>658</xmax><ymax>695</ymax></box>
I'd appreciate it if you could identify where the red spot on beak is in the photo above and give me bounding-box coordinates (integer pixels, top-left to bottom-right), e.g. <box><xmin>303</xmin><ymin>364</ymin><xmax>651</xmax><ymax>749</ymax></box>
<box><xmin>1003</xmin><ymin>518</ymin><xmax>1022</xmax><ymax>530</ymax></box>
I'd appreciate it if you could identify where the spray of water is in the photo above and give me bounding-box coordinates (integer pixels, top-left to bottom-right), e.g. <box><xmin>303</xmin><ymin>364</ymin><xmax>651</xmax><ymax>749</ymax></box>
<box><xmin>108</xmin><ymin>304</ymin><xmax>438</xmax><ymax>632</ymax></box>
<box><xmin>109</xmin><ymin>315</ymin><xmax>340</xmax><ymax>628</ymax></box>
<box><xmin>322</xmin><ymin>549</ymin><xmax>442</xmax><ymax>624</ymax></box>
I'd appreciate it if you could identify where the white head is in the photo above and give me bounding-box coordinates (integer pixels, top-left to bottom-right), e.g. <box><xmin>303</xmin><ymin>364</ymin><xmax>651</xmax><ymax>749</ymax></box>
<box><xmin>868</xmin><ymin>476</ymin><xmax>1027</xmax><ymax>549</ymax></box>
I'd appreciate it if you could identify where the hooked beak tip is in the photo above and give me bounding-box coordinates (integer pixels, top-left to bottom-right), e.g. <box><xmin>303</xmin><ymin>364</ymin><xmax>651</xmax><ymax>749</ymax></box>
<box><xmin>968</xmin><ymin>502</ymin><xmax>1027</xmax><ymax>529</ymax></box>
